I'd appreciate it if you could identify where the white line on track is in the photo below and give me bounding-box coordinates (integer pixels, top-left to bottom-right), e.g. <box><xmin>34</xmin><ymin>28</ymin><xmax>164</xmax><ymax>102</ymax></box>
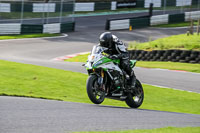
<box><xmin>0</xmin><ymin>33</ymin><xmax>68</xmax><ymax>42</ymax></box>
<box><xmin>135</xmin><ymin>67</ymin><xmax>200</xmax><ymax>75</ymax></box>
<box><xmin>151</xmin><ymin>26</ymin><xmax>197</xmax><ymax>30</ymax></box>
<box><xmin>143</xmin><ymin>83</ymin><xmax>200</xmax><ymax>94</ymax></box>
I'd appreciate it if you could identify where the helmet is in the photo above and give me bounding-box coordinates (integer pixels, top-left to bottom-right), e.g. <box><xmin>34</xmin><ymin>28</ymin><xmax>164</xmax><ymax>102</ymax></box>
<box><xmin>99</xmin><ymin>32</ymin><xmax>113</xmax><ymax>48</ymax></box>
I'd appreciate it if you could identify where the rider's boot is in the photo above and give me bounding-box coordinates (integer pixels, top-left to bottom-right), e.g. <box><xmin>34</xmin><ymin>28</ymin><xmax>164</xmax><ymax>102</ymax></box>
<box><xmin>128</xmin><ymin>72</ymin><xmax>136</xmax><ymax>89</ymax></box>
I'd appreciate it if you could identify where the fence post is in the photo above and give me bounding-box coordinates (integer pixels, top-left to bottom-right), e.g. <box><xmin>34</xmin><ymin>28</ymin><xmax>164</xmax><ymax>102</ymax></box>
<box><xmin>163</xmin><ymin>0</ymin><xmax>166</xmax><ymax>14</ymax></box>
<box><xmin>72</xmin><ymin>0</ymin><xmax>75</xmax><ymax>22</ymax></box>
<box><xmin>197</xmin><ymin>19</ymin><xmax>200</xmax><ymax>35</ymax></box>
<box><xmin>180</xmin><ymin>0</ymin><xmax>183</xmax><ymax>13</ymax></box>
<box><xmin>59</xmin><ymin>0</ymin><xmax>63</xmax><ymax>23</ymax></box>
<box><xmin>42</xmin><ymin>2</ymin><xmax>45</xmax><ymax>24</ymax></box>
<box><xmin>46</xmin><ymin>1</ymin><xmax>49</xmax><ymax>24</ymax></box>
<box><xmin>20</xmin><ymin>0</ymin><xmax>24</xmax><ymax>24</ymax></box>
<box><xmin>149</xmin><ymin>3</ymin><xmax>153</xmax><ymax>17</ymax></box>
<box><xmin>198</xmin><ymin>0</ymin><xmax>200</xmax><ymax>10</ymax></box>
<box><xmin>190</xmin><ymin>19</ymin><xmax>194</xmax><ymax>35</ymax></box>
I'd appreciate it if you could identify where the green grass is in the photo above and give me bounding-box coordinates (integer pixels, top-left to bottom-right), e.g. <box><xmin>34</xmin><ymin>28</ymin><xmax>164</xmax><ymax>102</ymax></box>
<box><xmin>0</xmin><ymin>12</ymin><xmax>71</xmax><ymax>19</ymax></box>
<box><xmin>66</xmin><ymin>53</ymin><xmax>90</xmax><ymax>62</ymax></box>
<box><xmin>74</xmin><ymin>127</ymin><xmax>200</xmax><ymax>133</ymax></box>
<box><xmin>129</xmin><ymin>33</ymin><xmax>200</xmax><ymax>50</ymax></box>
<box><xmin>0</xmin><ymin>60</ymin><xmax>200</xmax><ymax>114</ymax></box>
<box><xmin>0</xmin><ymin>33</ymin><xmax>60</xmax><ymax>40</ymax></box>
<box><xmin>137</xmin><ymin>61</ymin><xmax>200</xmax><ymax>73</ymax></box>
<box><xmin>65</xmin><ymin>54</ymin><xmax>200</xmax><ymax>73</ymax></box>
<box><xmin>153</xmin><ymin>22</ymin><xmax>198</xmax><ymax>28</ymax></box>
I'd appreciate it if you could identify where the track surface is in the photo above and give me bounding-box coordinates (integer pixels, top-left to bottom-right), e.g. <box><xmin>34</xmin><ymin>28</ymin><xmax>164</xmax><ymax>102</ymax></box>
<box><xmin>0</xmin><ymin>13</ymin><xmax>200</xmax><ymax>132</ymax></box>
<box><xmin>0</xmin><ymin>96</ymin><xmax>200</xmax><ymax>133</ymax></box>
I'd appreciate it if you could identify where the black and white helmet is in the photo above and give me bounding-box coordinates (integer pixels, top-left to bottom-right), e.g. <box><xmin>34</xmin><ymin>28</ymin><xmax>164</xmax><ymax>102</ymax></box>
<box><xmin>99</xmin><ymin>32</ymin><xmax>114</xmax><ymax>48</ymax></box>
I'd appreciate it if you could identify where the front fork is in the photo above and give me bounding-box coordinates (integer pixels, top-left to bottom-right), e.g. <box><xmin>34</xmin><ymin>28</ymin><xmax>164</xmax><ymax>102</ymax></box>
<box><xmin>97</xmin><ymin>69</ymin><xmax>104</xmax><ymax>87</ymax></box>
<box><xmin>96</xmin><ymin>69</ymin><xmax>107</xmax><ymax>92</ymax></box>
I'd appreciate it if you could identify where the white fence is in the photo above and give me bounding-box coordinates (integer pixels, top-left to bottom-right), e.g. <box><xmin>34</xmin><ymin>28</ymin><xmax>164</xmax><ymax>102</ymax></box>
<box><xmin>0</xmin><ymin>24</ymin><xmax>21</xmax><ymax>35</ymax></box>
<box><xmin>185</xmin><ymin>11</ymin><xmax>200</xmax><ymax>21</ymax></box>
<box><xmin>176</xmin><ymin>0</ymin><xmax>192</xmax><ymax>7</ymax></box>
<box><xmin>109</xmin><ymin>10</ymin><xmax>200</xmax><ymax>31</ymax></box>
<box><xmin>43</xmin><ymin>23</ymin><xmax>60</xmax><ymax>33</ymax></box>
<box><xmin>110</xmin><ymin>19</ymin><xmax>130</xmax><ymax>30</ymax></box>
<box><xmin>75</xmin><ymin>3</ymin><xmax>95</xmax><ymax>12</ymax></box>
<box><xmin>145</xmin><ymin>0</ymin><xmax>161</xmax><ymax>8</ymax></box>
<box><xmin>111</xmin><ymin>1</ymin><xmax>117</xmax><ymax>10</ymax></box>
<box><xmin>150</xmin><ymin>14</ymin><xmax>169</xmax><ymax>25</ymax></box>
<box><xmin>33</xmin><ymin>3</ymin><xmax>56</xmax><ymax>12</ymax></box>
<box><xmin>0</xmin><ymin>3</ymin><xmax>11</xmax><ymax>12</ymax></box>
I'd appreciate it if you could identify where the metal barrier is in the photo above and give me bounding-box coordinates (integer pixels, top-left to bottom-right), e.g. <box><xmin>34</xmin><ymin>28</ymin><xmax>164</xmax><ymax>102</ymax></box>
<box><xmin>0</xmin><ymin>21</ymin><xmax>75</xmax><ymax>35</ymax></box>
<box><xmin>0</xmin><ymin>0</ymin><xmax>75</xmax><ymax>34</ymax></box>
<box><xmin>0</xmin><ymin>0</ymin><xmax>200</xmax><ymax>34</ymax></box>
<box><xmin>106</xmin><ymin>5</ymin><xmax>200</xmax><ymax>31</ymax></box>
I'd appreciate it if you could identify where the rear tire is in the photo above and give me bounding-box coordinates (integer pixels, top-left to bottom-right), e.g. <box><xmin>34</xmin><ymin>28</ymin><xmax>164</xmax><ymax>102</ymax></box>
<box><xmin>86</xmin><ymin>75</ymin><xmax>105</xmax><ymax>104</ymax></box>
<box><xmin>125</xmin><ymin>79</ymin><xmax>144</xmax><ymax>108</ymax></box>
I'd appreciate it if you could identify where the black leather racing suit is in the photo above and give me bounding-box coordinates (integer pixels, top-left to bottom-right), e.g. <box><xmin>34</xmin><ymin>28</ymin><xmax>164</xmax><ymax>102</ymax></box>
<box><xmin>104</xmin><ymin>36</ymin><xmax>135</xmax><ymax>84</ymax></box>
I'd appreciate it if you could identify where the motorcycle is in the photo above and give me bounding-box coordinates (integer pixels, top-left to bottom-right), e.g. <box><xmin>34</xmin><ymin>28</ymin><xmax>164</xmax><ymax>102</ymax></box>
<box><xmin>84</xmin><ymin>45</ymin><xmax>144</xmax><ymax>108</ymax></box>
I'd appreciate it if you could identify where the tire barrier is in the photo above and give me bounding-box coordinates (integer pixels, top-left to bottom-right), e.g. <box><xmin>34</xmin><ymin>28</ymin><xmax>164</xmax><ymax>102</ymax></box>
<box><xmin>129</xmin><ymin>50</ymin><xmax>200</xmax><ymax>64</ymax></box>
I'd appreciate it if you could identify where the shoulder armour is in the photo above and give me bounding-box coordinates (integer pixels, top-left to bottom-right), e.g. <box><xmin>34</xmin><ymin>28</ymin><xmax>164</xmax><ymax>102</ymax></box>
<box><xmin>116</xmin><ymin>41</ymin><xmax>127</xmax><ymax>52</ymax></box>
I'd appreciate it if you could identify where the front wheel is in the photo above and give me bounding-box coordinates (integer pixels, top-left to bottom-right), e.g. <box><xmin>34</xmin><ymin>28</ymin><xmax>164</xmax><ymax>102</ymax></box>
<box><xmin>125</xmin><ymin>79</ymin><xmax>144</xmax><ymax>108</ymax></box>
<box><xmin>86</xmin><ymin>75</ymin><xmax>105</xmax><ymax>104</ymax></box>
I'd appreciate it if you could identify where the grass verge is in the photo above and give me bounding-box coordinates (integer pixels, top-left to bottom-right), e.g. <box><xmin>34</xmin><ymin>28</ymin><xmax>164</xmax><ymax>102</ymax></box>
<box><xmin>66</xmin><ymin>53</ymin><xmax>90</xmax><ymax>63</ymax></box>
<box><xmin>136</xmin><ymin>61</ymin><xmax>200</xmax><ymax>73</ymax></box>
<box><xmin>65</xmin><ymin>54</ymin><xmax>200</xmax><ymax>73</ymax></box>
<box><xmin>0</xmin><ymin>60</ymin><xmax>200</xmax><ymax>114</ymax></box>
<box><xmin>74</xmin><ymin>127</ymin><xmax>200</xmax><ymax>133</ymax></box>
<box><xmin>0</xmin><ymin>33</ymin><xmax>60</xmax><ymax>40</ymax></box>
<box><xmin>153</xmin><ymin>21</ymin><xmax>198</xmax><ymax>28</ymax></box>
<box><xmin>129</xmin><ymin>33</ymin><xmax>200</xmax><ymax>51</ymax></box>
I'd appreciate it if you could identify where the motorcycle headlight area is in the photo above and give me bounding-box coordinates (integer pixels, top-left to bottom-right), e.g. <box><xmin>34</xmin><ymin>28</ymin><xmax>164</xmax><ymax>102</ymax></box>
<box><xmin>88</xmin><ymin>55</ymin><xmax>95</xmax><ymax>61</ymax></box>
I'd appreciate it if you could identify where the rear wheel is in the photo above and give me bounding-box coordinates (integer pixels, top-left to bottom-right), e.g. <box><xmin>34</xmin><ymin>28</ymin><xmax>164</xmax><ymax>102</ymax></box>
<box><xmin>86</xmin><ymin>75</ymin><xmax>105</xmax><ymax>104</ymax></box>
<box><xmin>125</xmin><ymin>79</ymin><xmax>144</xmax><ymax>108</ymax></box>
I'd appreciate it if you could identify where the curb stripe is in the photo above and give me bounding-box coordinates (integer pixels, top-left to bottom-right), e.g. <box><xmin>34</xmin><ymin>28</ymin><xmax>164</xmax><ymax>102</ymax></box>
<box><xmin>52</xmin><ymin>52</ymin><xmax>90</xmax><ymax>61</ymax></box>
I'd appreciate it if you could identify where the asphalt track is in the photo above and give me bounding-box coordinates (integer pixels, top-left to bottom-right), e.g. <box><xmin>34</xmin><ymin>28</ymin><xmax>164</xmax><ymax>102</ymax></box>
<box><xmin>0</xmin><ymin>13</ymin><xmax>200</xmax><ymax>132</ymax></box>
<box><xmin>0</xmin><ymin>96</ymin><xmax>200</xmax><ymax>133</ymax></box>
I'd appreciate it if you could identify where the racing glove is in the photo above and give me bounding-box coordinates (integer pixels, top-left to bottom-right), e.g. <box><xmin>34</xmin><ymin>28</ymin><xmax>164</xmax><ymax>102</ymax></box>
<box><xmin>109</xmin><ymin>54</ymin><xmax>122</xmax><ymax>60</ymax></box>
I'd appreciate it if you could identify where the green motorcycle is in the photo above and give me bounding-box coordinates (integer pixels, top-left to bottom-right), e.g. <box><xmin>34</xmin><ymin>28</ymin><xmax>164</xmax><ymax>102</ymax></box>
<box><xmin>84</xmin><ymin>45</ymin><xmax>144</xmax><ymax>108</ymax></box>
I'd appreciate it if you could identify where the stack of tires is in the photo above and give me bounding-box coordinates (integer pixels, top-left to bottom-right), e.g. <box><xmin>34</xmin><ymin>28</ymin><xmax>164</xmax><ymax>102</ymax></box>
<box><xmin>129</xmin><ymin>50</ymin><xmax>200</xmax><ymax>64</ymax></box>
<box><xmin>186</xmin><ymin>51</ymin><xmax>200</xmax><ymax>63</ymax></box>
<box><xmin>169</xmin><ymin>50</ymin><xmax>182</xmax><ymax>62</ymax></box>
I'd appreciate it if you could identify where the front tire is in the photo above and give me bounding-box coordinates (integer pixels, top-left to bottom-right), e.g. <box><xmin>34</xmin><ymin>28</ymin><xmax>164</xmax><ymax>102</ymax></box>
<box><xmin>86</xmin><ymin>75</ymin><xmax>105</xmax><ymax>104</ymax></box>
<box><xmin>125</xmin><ymin>79</ymin><xmax>144</xmax><ymax>108</ymax></box>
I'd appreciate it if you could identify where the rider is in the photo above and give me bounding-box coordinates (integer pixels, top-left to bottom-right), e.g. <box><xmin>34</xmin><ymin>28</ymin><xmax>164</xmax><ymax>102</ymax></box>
<box><xmin>99</xmin><ymin>32</ymin><xmax>136</xmax><ymax>88</ymax></box>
